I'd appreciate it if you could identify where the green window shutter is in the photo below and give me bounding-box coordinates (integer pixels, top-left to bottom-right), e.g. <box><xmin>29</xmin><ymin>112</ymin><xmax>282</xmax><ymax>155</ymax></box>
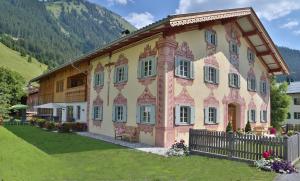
<box><xmin>113</xmin><ymin>68</ymin><xmax>117</xmax><ymax>83</ymax></box>
<box><xmin>152</xmin><ymin>57</ymin><xmax>157</xmax><ymax>76</ymax></box>
<box><xmin>214</xmin><ymin>32</ymin><xmax>217</xmax><ymax>46</ymax></box>
<box><xmin>190</xmin><ymin>61</ymin><xmax>194</xmax><ymax>79</ymax></box>
<box><xmin>136</xmin><ymin>105</ymin><xmax>141</xmax><ymax>123</ymax></box>
<box><xmin>137</xmin><ymin>60</ymin><xmax>142</xmax><ymax>78</ymax></box>
<box><xmin>100</xmin><ymin>106</ymin><xmax>103</xmax><ymax>120</ymax></box>
<box><xmin>124</xmin><ymin>65</ymin><xmax>128</xmax><ymax>82</ymax></box>
<box><xmin>123</xmin><ymin>105</ymin><xmax>127</xmax><ymax>122</ymax></box>
<box><xmin>237</xmin><ymin>75</ymin><xmax>240</xmax><ymax>88</ymax></box>
<box><xmin>247</xmin><ymin>77</ymin><xmax>250</xmax><ymax>90</ymax></box>
<box><xmin>175</xmin><ymin>57</ymin><xmax>180</xmax><ymax>76</ymax></box>
<box><xmin>150</xmin><ymin>105</ymin><xmax>156</xmax><ymax>125</ymax></box>
<box><xmin>216</xmin><ymin>108</ymin><xmax>220</xmax><ymax>124</ymax></box>
<box><xmin>205</xmin><ymin>30</ymin><xmax>210</xmax><ymax>43</ymax></box>
<box><xmin>100</xmin><ymin>72</ymin><xmax>104</xmax><ymax>86</ymax></box>
<box><xmin>204</xmin><ymin>108</ymin><xmax>209</xmax><ymax>124</ymax></box>
<box><xmin>175</xmin><ymin>105</ymin><xmax>180</xmax><ymax>125</ymax></box>
<box><xmin>204</xmin><ymin>66</ymin><xmax>209</xmax><ymax>82</ymax></box>
<box><xmin>112</xmin><ymin>105</ymin><xmax>116</xmax><ymax>122</ymax></box>
<box><xmin>215</xmin><ymin>69</ymin><xmax>219</xmax><ymax>84</ymax></box>
<box><xmin>190</xmin><ymin>106</ymin><xmax>195</xmax><ymax>124</ymax></box>
<box><xmin>228</xmin><ymin>73</ymin><xmax>232</xmax><ymax>87</ymax></box>
<box><xmin>92</xmin><ymin>106</ymin><xmax>95</xmax><ymax>120</ymax></box>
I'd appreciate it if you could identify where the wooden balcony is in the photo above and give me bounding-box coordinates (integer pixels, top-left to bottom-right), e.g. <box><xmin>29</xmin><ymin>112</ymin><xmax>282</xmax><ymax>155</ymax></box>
<box><xmin>65</xmin><ymin>86</ymin><xmax>86</xmax><ymax>102</ymax></box>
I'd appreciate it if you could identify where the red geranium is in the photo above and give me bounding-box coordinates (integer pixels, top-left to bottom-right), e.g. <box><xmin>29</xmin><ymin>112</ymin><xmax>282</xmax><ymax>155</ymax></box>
<box><xmin>263</xmin><ymin>150</ymin><xmax>270</xmax><ymax>159</ymax></box>
<box><xmin>269</xmin><ymin>128</ymin><xmax>276</xmax><ymax>135</ymax></box>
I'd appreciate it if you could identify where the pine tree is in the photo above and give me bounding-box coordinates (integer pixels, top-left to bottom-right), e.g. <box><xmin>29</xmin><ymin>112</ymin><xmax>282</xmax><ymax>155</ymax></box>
<box><xmin>245</xmin><ymin>121</ymin><xmax>252</xmax><ymax>133</ymax></box>
<box><xmin>27</xmin><ymin>56</ymin><xmax>32</xmax><ymax>63</ymax></box>
<box><xmin>226</xmin><ymin>121</ymin><xmax>233</xmax><ymax>133</ymax></box>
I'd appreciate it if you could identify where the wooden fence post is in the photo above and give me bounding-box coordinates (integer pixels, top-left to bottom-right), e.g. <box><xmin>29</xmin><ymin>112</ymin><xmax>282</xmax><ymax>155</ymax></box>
<box><xmin>227</xmin><ymin>132</ymin><xmax>234</xmax><ymax>158</ymax></box>
<box><xmin>283</xmin><ymin>135</ymin><xmax>289</xmax><ymax>161</ymax></box>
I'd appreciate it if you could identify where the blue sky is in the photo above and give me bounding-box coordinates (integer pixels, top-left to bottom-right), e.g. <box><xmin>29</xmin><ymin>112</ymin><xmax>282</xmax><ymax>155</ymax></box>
<box><xmin>88</xmin><ymin>0</ymin><xmax>300</xmax><ymax>50</ymax></box>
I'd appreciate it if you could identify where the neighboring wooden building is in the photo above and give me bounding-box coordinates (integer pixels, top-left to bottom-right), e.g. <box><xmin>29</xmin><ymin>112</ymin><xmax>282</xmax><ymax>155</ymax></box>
<box><xmin>30</xmin><ymin>8</ymin><xmax>289</xmax><ymax>147</ymax></box>
<box><xmin>30</xmin><ymin>61</ymin><xmax>89</xmax><ymax>122</ymax></box>
<box><xmin>26</xmin><ymin>86</ymin><xmax>39</xmax><ymax>114</ymax></box>
<box><xmin>286</xmin><ymin>82</ymin><xmax>300</xmax><ymax>124</ymax></box>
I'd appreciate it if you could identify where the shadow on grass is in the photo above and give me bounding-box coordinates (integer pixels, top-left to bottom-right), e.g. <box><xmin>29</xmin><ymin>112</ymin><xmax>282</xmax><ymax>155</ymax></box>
<box><xmin>5</xmin><ymin>125</ymin><xmax>122</xmax><ymax>155</ymax></box>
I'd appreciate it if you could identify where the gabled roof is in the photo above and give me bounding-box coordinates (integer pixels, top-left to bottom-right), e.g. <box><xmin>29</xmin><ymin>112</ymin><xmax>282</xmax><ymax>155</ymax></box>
<box><xmin>287</xmin><ymin>82</ymin><xmax>300</xmax><ymax>94</ymax></box>
<box><xmin>30</xmin><ymin>7</ymin><xmax>289</xmax><ymax>83</ymax></box>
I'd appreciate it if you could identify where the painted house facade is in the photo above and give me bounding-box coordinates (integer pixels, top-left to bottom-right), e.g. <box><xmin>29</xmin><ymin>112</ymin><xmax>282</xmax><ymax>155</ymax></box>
<box><xmin>286</xmin><ymin>82</ymin><xmax>300</xmax><ymax>124</ymax></box>
<box><xmin>30</xmin><ymin>8</ymin><xmax>289</xmax><ymax>147</ymax></box>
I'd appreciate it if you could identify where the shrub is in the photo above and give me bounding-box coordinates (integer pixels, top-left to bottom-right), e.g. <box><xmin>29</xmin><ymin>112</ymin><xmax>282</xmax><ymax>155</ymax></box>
<box><xmin>245</xmin><ymin>121</ymin><xmax>252</xmax><ymax>133</ymax></box>
<box><xmin>72</xmin><ymin>122</ymin><xmax>87</xmax><ymax>132</ymax></box>
<box><xmin>36</xmin><ymin>118</ymin><xmax>46</xmax><ymax>128</ymax></box>
<box><xmin>44</xmin><ymin>121</ymin><xmax>55</xmax><ymax>131</ymax></box>
<box><xmin>236</xmin><ymin>128</ymin><xmax>244</xmax><ymax>135</ymax></box>
<box><xmin>271</xmin><ymin>160</ymin><xmax>296</xmax><ymax>174</ymax></box>
<box><xmin>57</xmin><ymin>122</ymin><xmax>73</xmax><ymax>133</ymax></box>
<box><xmin>166</xmin><ymin>139</ymin><xmax>189</xmax><ymax>156</ymax></box>
<box><xmin>226</xmin><ymin>121</ymin><xmax>233</xmax><ymax>133</ymax></box>
<box><xmin>287</xmin><ymin>130</ymin><xmax>295</xmax><ymax>137</ymax></box>
<box><xmin>29</xmin><ymin>118</ymin><xmax>36</xmax><ymax>126</ymax></box>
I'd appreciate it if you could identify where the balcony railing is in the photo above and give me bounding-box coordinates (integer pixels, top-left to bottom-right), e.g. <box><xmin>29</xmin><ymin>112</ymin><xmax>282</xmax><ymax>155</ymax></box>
<box><xmin>65</xmin><ymin>86</ymin><xmax>86</xmax><ymax>102</ymax></box>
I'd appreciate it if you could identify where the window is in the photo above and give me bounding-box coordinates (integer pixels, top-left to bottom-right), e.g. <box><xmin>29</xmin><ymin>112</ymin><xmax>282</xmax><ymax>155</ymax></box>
<box><xmin>137</xmin><ymin>105</ymin><xmax>155</xmax><ymax>124</ymax></box>
<box><xmin>67</xmin><ymin>73</ymin><xmax>85</xmax><ymax>88</ymax></box>
<box><xmin>260</xmin><ymin>81</ymin><xmax>267</xmax><ymax>95</ymax></box>
<box><xmin>138</xmin><ymin>57</ymin><xmax>156</xmax><ymax>78</ymax></box>
<box><xmin>113</xmin><ymin>105</ymin><xmax>127</xmax><ymax>122</ymax></box>
<box><xmin>229</xmin><ymin>41</ymin><xmax>238</xmax><ymax>54</ymax></box>
<box><xmin>287</xmin><ymin>113</ymin><xmax>291</xmax><ymax>119</ymax></box>
<box><xmin>114</xmin><ymin>65</ymin><xmax>128</xmax><ymax>83</ymax></box>
<box><xmin>56</xmin><ymin>80</ymin><xmax>64</xmax><ymax>92</ymax></box>
<box><xmin>205</xmin><ymin>30</ymin><xmax>217</xmax><ymax>46</ymax></box>
<box><xmin>229</xmin><ymin>73</ymin><xmax>240</xmax><ymax>88</ymax></box>
<box><xmin>247</xmin><ymin>76</ymin><xmax>256</xmax><ymax>91</ymax></box>
<box><xmin>93</xmin><ymin>106</ymin><xmax>102</xmax><ymax>121</ymax></box>
<box><xmin>247</xmin><ymin>49</ymin><xmax>255</xmax><ymax>64</ymax></box>
<box><xmin>248</xmin><ymin>110</ymin><xmax>256</xmax><ymax>123</ymax></box>
<box><xmin>175</xmin><ymin>105</ymin><xmax>195</xmax><ymax>125</ymax></box>
<box><xmin>77</xmin><ymin>106</ymin><xmax>81</xmax><ymax>120</ymax></box>
<box><xmin>208</xmin><ymin>107</ymin><xmax>217</xmax><ymax>124</ymax></box>
<box><xmin>67</xmin><ymin>106</ymin><xmax>74</xmax><ymax>122</ymax></box>
<box><xmin>204</xmin><ymin>66</ymin><xmax>219</xmax><ymax>84</ymax></box>
<box><xmin>175</xmin><ymin>57</ymin><xmax>194</xmax><ymax>79</ymax></box>
<box><xmin>294</xmin><ymin>98</ymin><xmax>300</xmax><ymax>105</ymax></box>
<box><xmin>94</xmin><ymin>72</ymin><xmax>104</xmax><ymax>87</ymax></box>
<box><xmin>260</xmin><ymin>110</ymin><xmax>267</xmax><ymax>123</ymax></box>
<box><xmin>294</xmin><ymin>112</ymin><xmax>300</xmax><ymax>120</ymax></box>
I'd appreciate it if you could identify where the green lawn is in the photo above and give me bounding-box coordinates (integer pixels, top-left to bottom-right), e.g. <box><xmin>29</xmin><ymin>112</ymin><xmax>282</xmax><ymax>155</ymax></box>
<box><xmin>0</xmin><ymin>125</ymin><xmax>276</xmax><ymax>181</ymax></box>
<box><xmin>0</xmin><ymin>43</ymin><xmax>47</xmax><ymax>82</ymax></box>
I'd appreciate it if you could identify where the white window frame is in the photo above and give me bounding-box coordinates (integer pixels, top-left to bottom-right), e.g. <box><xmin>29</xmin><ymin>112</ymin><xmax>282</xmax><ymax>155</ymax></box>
<box><xmin>294</xmin><ymin>112</ymin><xmax>300</xmax><ymax>120</ymax></box>
<box><xmin>204</xmin><ymin>66</ymin><xmax>219</xmax><ymax>84</ymax></box>
<box><xmin>137</xmin><ymin>105</ymin><xmax>155</xmax><ymax>125</ymax></box>
<box><xmin>175</xmin><ymin>57</ymin><xmax>194</xmax><ymax>79</ymax></box>
<box><xmin>139</xmin><ymin>57</ymin><xmax>157</xmax><ymax>78</ymax></box>
<box><xmin>294</xmin><ymin>98</ymin><xmax>300</xmax><ymax>105</ymax></box>
<box><xmin>116</xmin><ymin>66</ymin><xmax>125</xmax><ymax>82</ymax></box>
<box><xmin>261</xmin><ymin>110</ymin><xmax>267</xmax><ymax>123</ymax></box>
<box><xmin>229</xmin><ymin>41</ymin><xmax>238</xmax><ymax>54</ymax></box>
<box><xmin>248</xmin><ymin>109</ymin><xmax>256</xmax><ymax>123</ymax></box>
<box><xmin>94</xmin><ymin>72</ymin><xmax>104</xmax><ymax>87</ymax></box>
<box><xmin>114</xmin><ymin>105</ymin><xmax>125</xmax><ymax>122</ymax></box>
<box><xmin>175</xmin><ymin>105</ymin><xmax>195</xmax><ymax>125</ymax></box>
<box><xmin>248</xmin><ymin>49</ymin><xmax>255</xmax><ymax>64</ymax></box>
<box><xmin>261</xmin><ymin>81</ymin><xmax>267</xmax><ymax>95</ymax></box>
<box><xmin>141</xmin><ymin>105</ymin><xmax>152</xmax><ymax>123</ymax></box>
<box><xmin>248</xmin><ymin>76</ymin><xmax>256</xmax><ymax>92</ymax></box>
<box><xmin>205</xmin><ymin>30</ymin><xmax>217</xmax><ymax>46</ymax></box>
<box><xmin>93</xmin><ymin>105</ymin><xmax>102</xmax><ymax>121</ymax></box>
<box><xmin>229</xmin><ymin>73</ymin><xmax>240</xmax><ymax>88</ymax></box>
<box><xmin>180</xmin><ymin>106</ymin><xmax>190</xmax><ymax>124</ymax></box>
<box><xmin>208</xmin><ymin>107</ymin><xmax>217</xmax><ymax>124</ymax></box>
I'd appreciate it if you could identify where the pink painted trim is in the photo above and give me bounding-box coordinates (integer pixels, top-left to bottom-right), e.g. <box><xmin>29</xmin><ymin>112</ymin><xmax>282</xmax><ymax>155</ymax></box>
<box><xmin>113</xmin><ymin>93</ymin><xmax>127</xmax><ymax>105</ymax></box>
<box><xmin>115</xmin><ymin>54</ymin><xmax>128</xmax><ymax>66</ymax></box>
<box><xmin>204</xmin><ymin>56</ymin><xmax>219</xmax><ymax>89</ymax></box>
<box><xmin>205</xmin><ymin>27</ymin><xmax>217</xmax><ymax>56</ymax></box>
<box><xmin>174</xmin><ymin>87</ymin><xmax>195</xmax><ymax>106</ymax></box>
<box><xmin>138</xmin><ymin>44</ymin><xmax>157</xmax><ymax>86</ymax></box>
<box><xmin>248</xmin><ymin>98</ymin><xmax>257</xmax><ymax>110</ymax></box>
<box><xmin>225</xmin><ymin>23</ymin><xmax>241</xmax><ymax>70</ymax></box>
<box><xmin>137</xmin><ymin>87</ymin><xmax>156</xmax><ymax>105</ymax></box>
<box><xmin>247</xmin><ymin>68</ymin><xmax>257</xmax><ymax>96</ymax></box>
<box><xmin>94</xmin><ymin>63</ymin><xmax>104</xmax><ymax>93</ymax></box>
<box><xmin>137</xmin><ymin>124</ymin><xmax>154</xmax><ymax>135</ymax></box>
<box><xmin>247</xmin><ymin>47</ymin><xmax>255</xmax><ymax>66</ymax></box>
<box><xmin>204</xmin><ymin>92</ymin><xmax>220</xmax><ymax>107</ymax></box>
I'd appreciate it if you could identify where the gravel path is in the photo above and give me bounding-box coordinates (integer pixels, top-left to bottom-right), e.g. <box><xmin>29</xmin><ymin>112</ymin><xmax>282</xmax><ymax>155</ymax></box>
<box><xmin>274</xmin><ymin>162</ymin><xmax>300</xmax><ymax>181</ymax></box>
<box><xmin>77</xmin><ymin>132</ymin><xmax>168</xmax><ymax>156</ymax></box>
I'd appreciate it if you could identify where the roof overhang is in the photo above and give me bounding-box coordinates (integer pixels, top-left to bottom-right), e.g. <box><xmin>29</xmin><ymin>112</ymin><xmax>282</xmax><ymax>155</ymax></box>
<box><xmin>30</xmin><ymin>7</ymin><xmax>289</xmax><ymax>83</ymax></box>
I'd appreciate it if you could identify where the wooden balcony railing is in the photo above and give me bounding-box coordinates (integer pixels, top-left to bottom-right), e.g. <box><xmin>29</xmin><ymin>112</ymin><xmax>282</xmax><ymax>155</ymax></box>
<box><xmin>65</xmin><ymin>86</ymin><xmax>86</xmax><ymax>102</ymax></box>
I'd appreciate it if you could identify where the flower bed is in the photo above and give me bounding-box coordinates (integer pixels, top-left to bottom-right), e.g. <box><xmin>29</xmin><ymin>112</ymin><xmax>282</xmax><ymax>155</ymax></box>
<box><xmin>254</xmin><ymin>150</ymin><xmax>297</xmax><ymax>174</ymax></box>
<box><xmin>166</xmin><ymin>139</ymin><xmax>189</xmax><ymax>157</ymax></box>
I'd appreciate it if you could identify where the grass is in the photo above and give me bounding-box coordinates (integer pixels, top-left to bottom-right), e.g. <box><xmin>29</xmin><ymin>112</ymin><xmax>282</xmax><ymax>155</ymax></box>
<box><xmin>1</xmin><ymin>125</ymin><xmax>276</xmax><ymax>181</ymax></box>
<box><xmin>0</xmin><ymin>43</ymin><xmax>47</xmax><ymax>82</ymax></box>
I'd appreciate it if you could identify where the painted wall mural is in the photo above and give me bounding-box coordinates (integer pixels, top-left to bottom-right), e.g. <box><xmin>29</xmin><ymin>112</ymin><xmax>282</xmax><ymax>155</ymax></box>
<box><xmin>94</xmin><ymin>63</ymin><xmax>104</xmax><ymax>93</ymax></box>
<box><xmin>92</xmin><ymin>95</ymin><xmax>103</xmax><ymax>127</ymax></box>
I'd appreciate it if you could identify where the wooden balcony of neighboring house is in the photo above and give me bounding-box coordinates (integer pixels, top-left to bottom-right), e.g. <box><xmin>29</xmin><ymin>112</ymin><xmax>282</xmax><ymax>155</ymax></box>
<box><xmin>65</xmin><ymin>85</ymin><xmax>86</xmax><ymax>102</ymax></box>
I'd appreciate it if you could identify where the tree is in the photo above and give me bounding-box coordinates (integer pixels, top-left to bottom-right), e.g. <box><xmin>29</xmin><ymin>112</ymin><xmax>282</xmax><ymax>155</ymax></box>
<box><xmin>27</xmin><ymin>56</ymin><xmax>32</xmax><ymax>63</ymax></box>
<box><xmin>226</xmin><ymin>121</ymin><xmax>233</xmax><ymax>133</ymax></box>
<box><xmin>245</xmin><ymin>121</ymin><xmax>251</xmax><ymax>133</ymax></box>
<box><xmin>0</xmin><ymin>67</ymin><xmax>25</xmax><ymax>118</ymax></box>
<box><xmin>270</xmin><ymin>77</ymin><xmax>291</xmax><ymax>129</ymax></box>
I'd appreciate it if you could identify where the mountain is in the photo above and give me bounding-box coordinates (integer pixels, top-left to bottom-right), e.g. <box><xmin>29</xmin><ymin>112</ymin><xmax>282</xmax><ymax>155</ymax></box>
<box><xmin>0</xmin><ymin>42</ymin><xmax>47</xmax><ymax>82</ymax></box>
<box><xmin>0</xmin><ymin>0</ymin><xmax>136</xmax><ymax>68</ymax></box>
<box><xmin>277</xmin><ymin>46</ymin><xmax>300</xmax><ymax>82</ymax></box>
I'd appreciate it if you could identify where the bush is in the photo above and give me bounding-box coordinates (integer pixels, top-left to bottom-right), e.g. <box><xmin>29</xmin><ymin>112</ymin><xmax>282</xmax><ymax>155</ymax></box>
<box><xmin>269</xmin><ymin>127</ymin><xmax>276</xmax><ymax>135</ymax></box>
<box><xmin>166</xmin><ymin>139</ymin><xmax>189</xmax><ymax>156</ymax></box>
<box><xmin>287</xmin><ymin>130</ymin><xmax>295</xmax><ymax>137</ymax></box>
<box><xmin>72</xmin><ymin>122</ymin><xmax>87</xmax><ymax>132</ymax></box>
<box><xmin>44</xmin><ymin>121</ymin><xmax>55</xmax><ymax>131</ymax></box>
<box><xmin>245</xmin><ymin>121</ymin><xmax>252</xmax><ymax>133</ymax></box>
<box><xmin>36</xmin><ymin>118</ymin><xmax>47</xmax><ymax>128</ymax></box>
<box><xmin>226</xmin><ymin>121</ymin><xmax>233</xmax><ymax>133</ymax></box>
<box><xmin>57</xmin><ymin>122</ymin><xmax>73</xmax><ymax>133</ymax></box>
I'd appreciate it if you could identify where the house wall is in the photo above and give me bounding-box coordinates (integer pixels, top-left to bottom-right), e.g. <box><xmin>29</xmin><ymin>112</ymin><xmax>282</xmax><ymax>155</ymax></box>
<box><xmin>286</xmin><ymin>93</ymin><xmax>300</xmax><ymax>124</ymax></box>
<box><xmin>172</xmin><ymin>23</ymin><xmax>271</xmax><ymax>143</ymax></box>
<box><xmin>87</xmin><ymin>23</ymin><xmax>272</xmax><ymax>147</ymax></box>
<box><xmin>53</xmin><ymin>102</ymin><xmax>87</xmax><ymax>122</ymax></box>
<box><xmin>88</xmin><ymin>36</ymin><xmax>159</xmax><ymax>146</ymax></box>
